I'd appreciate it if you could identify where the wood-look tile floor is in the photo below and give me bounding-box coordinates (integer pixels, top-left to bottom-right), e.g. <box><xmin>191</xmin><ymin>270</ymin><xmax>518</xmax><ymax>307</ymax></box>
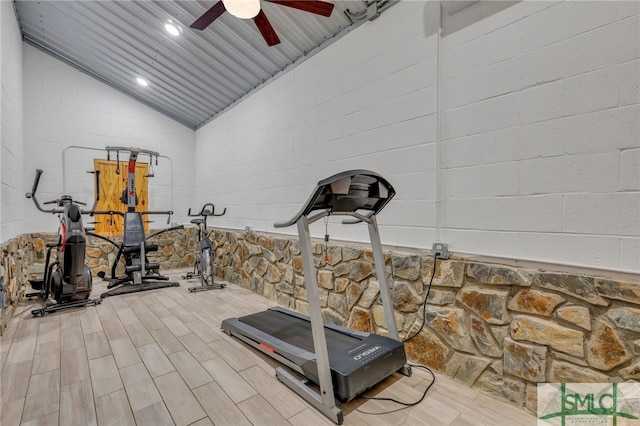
<box><xmin>1</xmin><ymin>268</ymin><xmax>537</xmax><ymax>426</ymax></box>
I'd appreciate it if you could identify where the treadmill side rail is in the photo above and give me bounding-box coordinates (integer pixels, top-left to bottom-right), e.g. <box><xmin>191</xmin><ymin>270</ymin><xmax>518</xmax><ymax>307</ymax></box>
<box><xmin>369</xmin><ymin>215</ymin><xmax>400</xmax><ymax>340</ymax></box>
<box><xmin>276</xmin><ymin>367</ymin><xmax>343</xmax><ymax>425</ymax></box>
<box><xmin>297</xmin><ymin>216</ymin><xmax>338</xmax><ymax>412</ymax></box>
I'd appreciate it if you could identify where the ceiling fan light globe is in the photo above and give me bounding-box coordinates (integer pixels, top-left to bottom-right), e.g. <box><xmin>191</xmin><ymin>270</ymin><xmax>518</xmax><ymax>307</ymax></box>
<box><xmin>223</xmin><ymin>0</ymin><xmax>260</xmax><ymax>19</ymax></box>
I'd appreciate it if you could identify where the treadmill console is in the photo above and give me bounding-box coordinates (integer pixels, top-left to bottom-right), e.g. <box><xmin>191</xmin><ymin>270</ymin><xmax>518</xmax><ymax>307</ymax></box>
<box><xmin>274</xmin><ymin>170</ymin><xmax>396</xmax><ymax>228</ymax></box>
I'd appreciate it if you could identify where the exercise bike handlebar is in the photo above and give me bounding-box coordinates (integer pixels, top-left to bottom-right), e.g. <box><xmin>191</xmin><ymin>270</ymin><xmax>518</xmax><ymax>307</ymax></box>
<box><xmin>187</xmin><ymin>203</ymin><xmax>227</xmax><ymax>217</ymax></box>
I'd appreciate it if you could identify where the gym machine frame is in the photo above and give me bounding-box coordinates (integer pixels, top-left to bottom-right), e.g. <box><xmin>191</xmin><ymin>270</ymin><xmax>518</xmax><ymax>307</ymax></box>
<box><xmin>89</xmin><ymin>146</ymin><xmax>183</xmax><ymax>298</ymax></box>
<box><xmin>25</xmin><ymin>169</ymin><xmax>103</xmax><ymax>316</ymax></box>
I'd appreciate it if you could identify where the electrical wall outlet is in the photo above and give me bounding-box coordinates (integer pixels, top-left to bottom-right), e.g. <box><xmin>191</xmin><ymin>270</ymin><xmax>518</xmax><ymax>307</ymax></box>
<box><xmin>432</xmin><ymin>242</ymin><xmax>449</xmax><ymax>259</ymax></box>
<box><xmin>245</xmin><ymin>225</ymin><xmax>253</xmax><ymax>234</ymax></box>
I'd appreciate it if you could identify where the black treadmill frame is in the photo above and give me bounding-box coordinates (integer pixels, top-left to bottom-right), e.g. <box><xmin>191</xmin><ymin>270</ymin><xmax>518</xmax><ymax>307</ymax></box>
<box><xmin>222</xmin><ymin>306</ymin><xmax>408</xmax><ymax>403</ymax></box>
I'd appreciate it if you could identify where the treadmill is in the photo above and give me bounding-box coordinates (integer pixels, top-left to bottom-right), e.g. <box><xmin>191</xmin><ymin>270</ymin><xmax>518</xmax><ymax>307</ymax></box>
<box><xmin>221</xmin><ymin>170</ymin><xmax>411</xmax><ymax>425</ymax></box>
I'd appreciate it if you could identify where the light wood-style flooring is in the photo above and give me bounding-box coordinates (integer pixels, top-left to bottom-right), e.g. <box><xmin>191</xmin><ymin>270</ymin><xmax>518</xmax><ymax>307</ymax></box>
<box><xmin>1</xmin><ymin>268</ymin><xmax>536</xmax><ymax>426</ymax></box>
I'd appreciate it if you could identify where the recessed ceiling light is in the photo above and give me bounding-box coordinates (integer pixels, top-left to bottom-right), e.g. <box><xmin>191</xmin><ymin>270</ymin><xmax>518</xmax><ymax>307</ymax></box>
<box><xmin>165</xmin><ymin>20</ymin><xmax>182</xmax><ymax>36</ymax></box>
<box><xmin>136</xmin><ymin>77</ymin><xmax>149</xmax><ymax>87</ymax></box>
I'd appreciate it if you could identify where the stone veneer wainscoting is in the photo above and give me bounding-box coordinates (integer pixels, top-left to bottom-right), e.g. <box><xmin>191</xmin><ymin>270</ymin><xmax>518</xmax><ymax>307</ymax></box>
<box><xmin>0</xmin><ymin>235</ymin><xmax>30</xmax><ymax>335</ymax></box>
<box><xmin>2</xmin><ymin>228</ymin><xmax>639</xmax><ymax>414</ymax></box>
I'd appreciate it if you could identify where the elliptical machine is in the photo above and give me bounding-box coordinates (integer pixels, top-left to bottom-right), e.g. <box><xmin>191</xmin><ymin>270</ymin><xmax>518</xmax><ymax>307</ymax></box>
<box><xmin>25</xmin><ymin>169</ymin><xmax>102</xmax><ymax>317</ymax></box>
<box><xmin>182</xmin><ymin>203</ymin><xmax>226</xmax><ymax>292</ymax></box>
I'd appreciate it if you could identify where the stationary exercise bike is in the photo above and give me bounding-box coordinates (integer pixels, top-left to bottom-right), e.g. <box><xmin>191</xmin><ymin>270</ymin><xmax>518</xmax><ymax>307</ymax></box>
<box><xmin>25</xmin><ymin>169</ymin><xmax>102</xmax><ymax>316</ymax></box>
<box><xmin>183</xmin><ymin>203</ymin><xmax>227</xmax><ymax>292</ymax></box>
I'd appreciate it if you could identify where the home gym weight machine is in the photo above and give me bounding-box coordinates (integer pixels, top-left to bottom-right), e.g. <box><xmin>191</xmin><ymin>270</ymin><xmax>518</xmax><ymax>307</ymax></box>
<box><xmin>25</xmin><ymin>168</ymin><xmax>103</xmax><ymax>316</ymax></box>
<box><xmin>89</xmin><ymin>147</ymin><xmax>183</xmax><ymax>298</ymax></box>
<box><xmin>182</xmin><ymin>203</ymin><xmax>227</xmax><ymax>292</ymax></box>
<box><xmin>222</xmin><ymin>170</ymin><xmax>411</xmax><ymax>425</ymax></box>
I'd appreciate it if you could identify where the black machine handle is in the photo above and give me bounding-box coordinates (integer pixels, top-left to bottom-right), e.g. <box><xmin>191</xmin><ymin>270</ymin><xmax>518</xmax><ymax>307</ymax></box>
<box><xmin>93</xmin><ymin>210</ymin><xmax>125</xmax><ymax>217</ymax></box>
<box><xmin>138</xmin><ymin>210</ymin><xmax>174</xmax><ymax>225</ymax></box>
<box><xmin>27</xmin><ymin>169</ymin><xmax>101</xmax><ymax>215</ymax></box>
<box><xmin>31</xmin><ymin>169</ymin><xmax>43</xmax><ymax>195</ymax></box>
<box><xmin>93</xmin><ymin>209</ymin><xmax>175</xmax><ymax>225</ymax></box>
<box><xmin>94</xmin><ymin>209</ymin><xmax>173</xmax><ymax>216</ymax></box>
<box><xmin>25</xmin><ymin>169</ymin><xmax>51</xmax><ymax>213</ymax></box>
<box><xmin>187</xmin><ymin>203</ymin><xmax>226</xmax><ymax>230</ymax></box>
<box><xmin>212</xmin><ymin>206</ymin><xmax>227</xmax><ymax>217</ymax></box>
<box><xmin>81</xmin><ymin>170</ymin><xmax>101</xmax><ymax>215</ymax></box>
<box><xmin>86</xmin><ymin>224</ymin><xmax>186</xmax><ymax>248</ymax></box>
<box><xmin>187</xmin><ymin>203</ymin><xmax>227</xmax><ymax>218</ymax></box>
<box><xmin>25</xmin><ymin>169</ymin><xmax>60</xmax><ymax>214</ymax></box>
<box><xmin>142</xmin><ymin>210</ymin><xmax>174</xmax><ymax>216</ymax></box>
<box><xmin>147</xmin><ymin>224</ymin><xmax>185</xmax><ymax>241</ymax></box>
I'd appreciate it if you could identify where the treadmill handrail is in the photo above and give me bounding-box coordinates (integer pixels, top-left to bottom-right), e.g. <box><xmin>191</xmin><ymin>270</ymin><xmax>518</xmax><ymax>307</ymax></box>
<box><xmin>274</xmin><ymin>169</ymin><xmax>395</xmax><ymax>228</ymax></box>
<box><xmin>340</xmin><ymin>211</ymin><xmax>375</xmax><ymax>225</ymax></box>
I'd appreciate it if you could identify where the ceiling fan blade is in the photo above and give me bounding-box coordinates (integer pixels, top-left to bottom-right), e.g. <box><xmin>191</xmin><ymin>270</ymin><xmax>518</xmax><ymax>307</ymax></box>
<box><xmin>254</xmin><ymin>10</ymin><xmax>281</xmax><ymax>46</ymax></box>
<box><xmin>190</xmin><ymin>1</ymin><xmax>227</xmax><ymax>30</ymax></box>
<box><xmin>266</xmin><ymin>0</ymin><xmax>335</xmax><ymax>17</ymax></box>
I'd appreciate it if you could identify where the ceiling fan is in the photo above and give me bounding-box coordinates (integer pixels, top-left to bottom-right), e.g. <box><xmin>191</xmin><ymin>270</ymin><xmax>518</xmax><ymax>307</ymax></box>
<box><xmin>190</xmin><ymin>0</ymin><xmax>335</xmax><ymax>46</ymax></box>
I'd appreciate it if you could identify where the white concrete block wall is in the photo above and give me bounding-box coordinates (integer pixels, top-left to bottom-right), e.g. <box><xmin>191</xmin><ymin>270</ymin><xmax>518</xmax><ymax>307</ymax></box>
<box><xmin>1</xmin><ymin>1</ymin><xmax>24</xmax><ymax>242</ymax></box>
<box><xmin>196</xmin><ymin>1</ymin><xmax>639</xmax><ymax>273</ymax></box>
<box><xmin>22</xmin><ymin>44</ymin><xmax>196</xmax><ymax>233</ymax></box>
<box><xmin>440</xmin><ymin>0</ymin><xmax>639</xmax><ymax>271</ymax></box>
<box><xmin>195</xmin><ymin>1</ymin><xmax>439</xmax><ymax>248</ymax></box>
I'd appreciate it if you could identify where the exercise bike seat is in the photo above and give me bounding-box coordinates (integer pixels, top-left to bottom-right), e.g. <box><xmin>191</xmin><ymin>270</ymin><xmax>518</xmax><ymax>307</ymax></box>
<box><xmin>190</xmin><ymin>218</ymin><xmax>204</xmax><ymax>225</ymax></box>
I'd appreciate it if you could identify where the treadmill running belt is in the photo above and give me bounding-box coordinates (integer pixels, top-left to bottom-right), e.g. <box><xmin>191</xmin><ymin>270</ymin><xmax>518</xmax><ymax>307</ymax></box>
<box><xmin>238</xmin><ymin>310</ymin><xmax>362</xmax><ymax>354</ymax></box>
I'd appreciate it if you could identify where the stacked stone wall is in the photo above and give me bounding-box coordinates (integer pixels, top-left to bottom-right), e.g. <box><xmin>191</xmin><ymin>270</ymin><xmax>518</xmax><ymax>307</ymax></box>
<box><xmin>208</xmin><ymin>229</ymin><xmax>640</xmax><ymax>414</ymax></box>
<box><xmin>82</xmin><ymin>227</ymin><xmax>196</xmax><ymax>276</ymax></box>
<box><xmin>0</xmin><ymin>236</ymin><xmax>30</xmax><ymax>335</ymax></box>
